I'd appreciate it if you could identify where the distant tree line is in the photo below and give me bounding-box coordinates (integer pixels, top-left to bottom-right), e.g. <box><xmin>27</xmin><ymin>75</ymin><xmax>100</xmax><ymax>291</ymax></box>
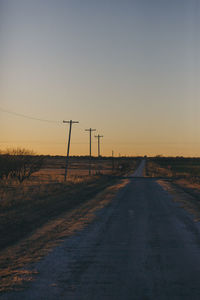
<box><xmin>149</xmin><ymin>156</ymin><xmax>200</xmax><ymax>178</ymax></box>
<box><xmin>151</xmin><ymin>156</ymin><xmax>200</xmax><ymax>165</ymax></box>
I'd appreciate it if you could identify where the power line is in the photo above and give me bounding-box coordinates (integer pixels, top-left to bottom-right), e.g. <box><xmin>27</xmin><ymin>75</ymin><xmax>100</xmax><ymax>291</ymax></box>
<box><xmin>0</xmin><ymin>141</ymin><xmax>90</xmax><ymax>145</ymax></box>
<box><xmin>0</xmin><ymin>107</ymin><xmax>60</xmax><ymax>123</ymax></box>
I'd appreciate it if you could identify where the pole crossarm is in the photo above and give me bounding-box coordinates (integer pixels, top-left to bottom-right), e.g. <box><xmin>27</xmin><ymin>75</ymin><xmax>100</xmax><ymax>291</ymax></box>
<box><xmin>94</xmin><ymin>135</ymin><xmax>103</xmax><ymax>138</ymax></box>
<box><xmin>85</xmin><ymin>128</ymin><xmax>96</xmax><ymax>132</ymax></box>
<box><xmin>63</xmin><ymin>120</ymin><xmax>79</xmax><ymax>124</ymax></box>
<box><xmin>94</xmin><ymin>135</ymin><xmax>103</xmax><ymax>139</ymax></box>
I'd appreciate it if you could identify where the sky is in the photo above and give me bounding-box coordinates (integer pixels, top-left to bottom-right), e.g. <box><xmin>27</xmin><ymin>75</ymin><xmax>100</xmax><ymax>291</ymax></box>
<box><xmin>0</xmin><ymin>0</ymin><xmax>200</xmax><ymax>157</ymax></box>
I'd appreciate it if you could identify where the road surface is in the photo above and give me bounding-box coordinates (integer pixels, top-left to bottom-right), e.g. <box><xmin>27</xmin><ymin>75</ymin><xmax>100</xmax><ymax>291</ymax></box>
<box><xmin>2</xmin><ymin>160</ymin><xmax>200</xmax><ymax>299</ymax></box>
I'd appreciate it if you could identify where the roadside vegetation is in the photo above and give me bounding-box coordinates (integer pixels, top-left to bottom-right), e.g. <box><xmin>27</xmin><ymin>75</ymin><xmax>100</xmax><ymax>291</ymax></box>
<box><xmin>0</xmin><ymin>149</ymin><xmax>140</xmax><ymax>251</ymax></box>
<box><xmin>0</xmin><ymin>148</ymin><xmax>43</xmax><ymax>183</ymax></box>
<box><xmin>146</xmin><ymin>156</ymin><xmax>200</xmax><ymax>200</ymax></box>
<box><xmin>146</xmin><ymin>156</ymin><xmax>200</xmax><ymax>181</ymax></box>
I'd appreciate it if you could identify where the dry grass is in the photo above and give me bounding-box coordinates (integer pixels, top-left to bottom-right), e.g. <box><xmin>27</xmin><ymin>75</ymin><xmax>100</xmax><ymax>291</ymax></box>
<box><xmin>146</xmin><ymin>157</ymin><xmax>200</xmax><ymax>180</ymax></box>
<box><xmin>0</xmin><ymin>157</ymin><xmax>138</xmax><ymax>250</ymax></box>
<box><xmin>0</xmin><ymin>172</ymin><xmax>97</xmax><ymax>210</ymax></box>
<box><xmin>145</xmin><ymin>161</ymin><xmax>172</xmax><ymax>177</ymax></box>
<box><xmin>0</xmin><ymin>156</ymin><xmax>139</xmax><ymax>293</ymax></box>
<box><xmin>174</xmin><ymin>178</ymin><xmax>200</xmax><ymax>190</ymax></box>
<box><xmin>0</xmin><ymin>179</ymin><xmax>129</xmax><ymax>293</ymax></box>
<box><xmin>147</xmin><ymin>158</ymin><xmax>200</xmax><ymax>205</ymax></box>
<box><xmin>147</xmin><ymin>157</ymin><xmax>200</xmax><ymax>225</ymax></box>
<box><xmin>158</xmin><ymin>179</ymin><xmax>200</xmax><ymax>223</ymax></box>
<box><xmin>0</xmin><ymin>156</ymin><xmax>138</xmax><ymax>208</ymax></box>
<box><xmin>0</xmin><ymin>174</ymin><xmax>114</xmax><ymax>250</ymax></box>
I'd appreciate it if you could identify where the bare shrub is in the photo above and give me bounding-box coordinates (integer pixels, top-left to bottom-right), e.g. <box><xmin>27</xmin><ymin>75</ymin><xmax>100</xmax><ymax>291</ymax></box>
<box><xmin>0</xmin><ymin>154</ymin><xmax>14</xmax><ymax>179</ymax></box>
<box><xmin>0</xmin><ymin>148</ymin><xmax>43</xmax><ymax>183</ymax></box>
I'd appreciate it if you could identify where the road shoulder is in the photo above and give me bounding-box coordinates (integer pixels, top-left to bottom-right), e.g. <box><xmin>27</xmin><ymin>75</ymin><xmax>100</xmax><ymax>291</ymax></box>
<box><xmin>158</xmin><ymin>179</ymin><xmax>200</xmax><ymax>222</ymax></box>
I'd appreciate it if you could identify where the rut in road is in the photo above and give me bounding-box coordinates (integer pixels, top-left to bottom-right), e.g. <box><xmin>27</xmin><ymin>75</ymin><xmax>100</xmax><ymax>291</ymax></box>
<box><xmin>2</xmin><ymin>160</ymin><xmax>200</xmax><ymax>300</ymax></box>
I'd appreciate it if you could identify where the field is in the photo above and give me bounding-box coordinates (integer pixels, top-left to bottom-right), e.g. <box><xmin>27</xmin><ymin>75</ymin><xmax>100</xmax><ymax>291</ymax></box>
<box><xmin>1</xmin><ymin>155</ymin><xmax>200</xmax><ymax>253</ymax></box>
<box><xmin>0</xmin><ymin>156</ymin><xmax>140</xmax><ymax>251</ymax></box>
<box><xmin>31</xmin><ymin>156</ymin><xmax>123</xmax><ymax>183</ymax></box>
<box><xmin>146</xmin><ymin>157</ymin><xmax>200</xmax><ymax>200</ymax></box>
<box><xmin>146</xmin><ymin>157</ymin><xmax>200</xmax><ymax>180</ymax></box>
<box><xmin>1</xmin><ymin>156</ymin><xmax>200</xmax><ymax>293</ymax></box>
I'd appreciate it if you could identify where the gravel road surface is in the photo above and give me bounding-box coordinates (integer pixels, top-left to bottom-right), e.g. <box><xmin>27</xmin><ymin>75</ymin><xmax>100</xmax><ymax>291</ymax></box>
<box><xmin>2</xmin><ymin>160</ymin><xmax>200</xmax><ymax>299</ymax></box>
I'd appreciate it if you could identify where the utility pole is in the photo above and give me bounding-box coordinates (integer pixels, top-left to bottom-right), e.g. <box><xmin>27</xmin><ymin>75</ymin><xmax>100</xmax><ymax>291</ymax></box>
<box><xmin>112</xmin><ymin>150</ymin><xmax>114</xmax><ymax>171</ymax></box>
<box><xmin>95</xmin><ymin>134</ymin><xmax>103</xmax><ymax>157</ymax></box>
<box><xmin>85</xmin><ymin>128</ymin><xmax>96</xmax><ymax>175</ymax></box>
<box><xmin>63</xmin><ymin>120</ymin><xmax>79</xmax><ymax>181</ymax></box>
<box><xmin>95</xmin><ymin>134</ymin><xmax>103</xmax><ymax>174</ymax></box>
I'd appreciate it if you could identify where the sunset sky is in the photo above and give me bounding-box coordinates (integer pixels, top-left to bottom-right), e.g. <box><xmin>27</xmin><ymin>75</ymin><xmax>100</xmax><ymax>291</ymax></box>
<box><xmin>1</xmin><ymin>0</ymin><xmax>200</xmax><ymax>157</ymax></box>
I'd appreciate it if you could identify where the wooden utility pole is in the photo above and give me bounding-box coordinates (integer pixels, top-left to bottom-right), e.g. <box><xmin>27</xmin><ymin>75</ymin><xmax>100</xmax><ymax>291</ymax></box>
<box><xmin>63</xmin><ymin>120</ymin><xmax>79</xmax><ymax>181</ymax></box>
<box><xmin>112</xmin><ymin>150</ymin><xmax>114</xmax><ymax>171</ymax></box>
<box><xmin>95</xmin><ymin>134</ymin><xmax>103</xmax><ymax>174</ymax></box>
<box><xmin>95</xmin><ymin>134</ymin><xmax>103</xmax><ymax>157</ymax></box>
<box><xmin>85</xmin><ymin>128</ymin><xmax>96</xmax><ymax>175</ymax></box>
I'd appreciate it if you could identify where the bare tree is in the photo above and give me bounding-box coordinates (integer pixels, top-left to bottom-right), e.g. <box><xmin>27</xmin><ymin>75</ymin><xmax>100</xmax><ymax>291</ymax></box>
<box><xmin>0</xmin><ymin>148</ymin><xmax>43</xmax><ymax>183</ymax></box>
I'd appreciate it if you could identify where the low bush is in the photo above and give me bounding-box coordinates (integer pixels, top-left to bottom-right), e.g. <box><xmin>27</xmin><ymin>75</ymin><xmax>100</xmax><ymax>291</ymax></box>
<box><xmin>0</xmin><ymin>148</ymin><xmax>43</xmax><ymax>183</ymax></box>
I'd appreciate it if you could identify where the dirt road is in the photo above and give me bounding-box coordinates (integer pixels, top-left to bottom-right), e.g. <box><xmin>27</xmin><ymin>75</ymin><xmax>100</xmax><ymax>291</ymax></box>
<box><xmin>2</xmin><ymin>160</ymin><xmax>200</xmax><ymax>299</ymax></box>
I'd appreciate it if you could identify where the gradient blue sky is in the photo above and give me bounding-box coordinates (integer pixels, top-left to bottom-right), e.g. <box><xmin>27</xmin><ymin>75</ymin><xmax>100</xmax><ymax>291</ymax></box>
<box><xmin>1</xmin><ymin>0</ymin><xmax>200</xmax><ymax>156</ymax></box>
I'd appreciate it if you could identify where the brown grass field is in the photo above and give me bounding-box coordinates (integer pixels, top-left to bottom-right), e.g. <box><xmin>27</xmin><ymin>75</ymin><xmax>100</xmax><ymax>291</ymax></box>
<box><xmin>146</xmin><ymin>156</ymin><xmax>200</xmax><ymax>200</ymax></box>
<box><xmin>0</xmin><ymin>156</ymin><xmax>139</xmax><ymax>251</ymax></box>
<box><xmin>31</xmin><ymin>156</ymin><xmax>118</xmax><ymax>183</ymax></box>
<box><xmin>2</xmin><ymin>156</ymin><xmax>200</xmax><ymax>293</ymax></box>
<box><xmin>0</xmin><ymin>156</ymin><xmax>139</xmax><ymax>292</ymax></box>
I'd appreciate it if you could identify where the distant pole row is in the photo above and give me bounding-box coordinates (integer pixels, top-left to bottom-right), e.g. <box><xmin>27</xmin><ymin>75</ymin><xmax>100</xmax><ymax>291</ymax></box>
<box><xmin>63</xmin><ymin>120</ymin><xmax>103</xmax><ymax>181</ymax></box>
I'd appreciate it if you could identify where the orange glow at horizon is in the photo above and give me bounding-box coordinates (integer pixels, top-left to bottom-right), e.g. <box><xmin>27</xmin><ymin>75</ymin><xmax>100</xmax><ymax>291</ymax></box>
<box><xmin>1</xmin><ymin>1</ymin><xmax>199</xmax><ymax>158</ymax></box>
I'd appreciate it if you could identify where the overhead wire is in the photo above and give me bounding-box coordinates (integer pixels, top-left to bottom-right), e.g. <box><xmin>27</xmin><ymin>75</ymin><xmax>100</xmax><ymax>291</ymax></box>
<box><xmin>0</xmin><ymin>107</ymin><xmax>60</xmax><ymax>123</ymax></box>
